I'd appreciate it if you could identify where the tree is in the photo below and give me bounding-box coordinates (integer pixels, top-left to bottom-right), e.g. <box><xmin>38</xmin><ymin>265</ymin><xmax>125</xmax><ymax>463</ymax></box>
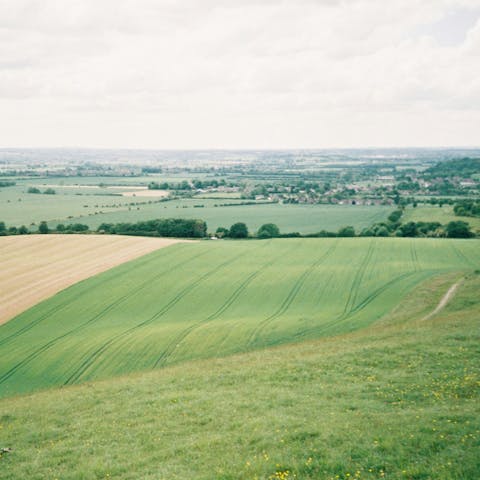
<box><xmin>257</xmin><ymin>223</ymin><xmax>280</xmax><ymax>238</ymax></box>
<box><xmin>38</xmin><ymin>221</ymin><xmax>49</xmax><ymax>234</ymax></box>
<box><xmin>43</xmin><ymin>188</ymin><xmax>56</xmax><ymax>195</ymax></box>
<box><xmin>229</xmin><ymin>222</ymin><xmax>249</xmax><ymax>238</ymax></box>
<box><xmin>27</xmin><ymin>187</ymin><xmax>41</xmax><ymax>194</ymax></box>
<box><xmin>398</xmin><ymin>222</ymin><xmax>418</xmax><ymax>237</ymax></box>
<box><xmin>215</xmin><ymin>227</ymin><xmax>229</xmax><ymax>238</ymax></box>
<box><xmin>337</xmin><ymin>226</ymin><xmax>355</xmax><ymax>237</ymax></box>
<box><xmin>0</xmin><ymin>221</ymin><xmax>6</xmax><ymax>236</ymax></box>
<box><xmin>388</xmin><ymin>210</ymin><xmax>403</xmax><ymax>223</ymax></box>
<box><xmin>375</xmin><ymin>226</ymin><xmax>390</xmax><ymax>237</ymax></box>
<box><xmin>18</xmin><ymin>225</ymin><xmax>29</xmax><ymax>235</ymax></box>
<box><xmin>446</xmin><ymin>221</ymin><xmax>474</xmax><ymax>238</ymax></box>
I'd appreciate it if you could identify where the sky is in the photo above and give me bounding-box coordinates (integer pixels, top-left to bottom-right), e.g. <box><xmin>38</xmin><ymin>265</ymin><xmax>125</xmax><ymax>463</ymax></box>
<box><xmin>0</xmin><ymin>0</ymin><xmax>480</xmax><ymax>149</ymax></box>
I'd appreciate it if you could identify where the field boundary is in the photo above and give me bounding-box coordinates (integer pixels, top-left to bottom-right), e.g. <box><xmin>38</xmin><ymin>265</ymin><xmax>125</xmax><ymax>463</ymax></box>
<box><xmin>0</xmin><ymin>235</ymin><xmax>188</xmax><ymax>325</ymax></box>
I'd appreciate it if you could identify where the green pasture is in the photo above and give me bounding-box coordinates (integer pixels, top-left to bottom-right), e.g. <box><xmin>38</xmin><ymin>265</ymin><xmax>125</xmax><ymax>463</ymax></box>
<box><xmin>0</xmin><ymin>184</ymin><xmax>134</xmax><ymax>226</ymax></box>
<box><xmin>54</xmin><ymin>202</ymin><xmax>392</xmax><ymax>234</ymax></box>
<box><xmin>0</xmin><ymin>238</ymin><xmax>478</xmax><ymax>399</ymax></box>
<box><xmin>404</xmin><ymin>205</ymin><xmax>480</xmax><ymax>232</ymax></box>
<box><xmin>1</xmin><ymin>179</ymin><xmax>392</xmax><ymax>233</ymax></box>
<box><xmin>7</xmin><ymin>174</ymin><xmax>209</xmax><ymax>187</ymax></box>
<box><xmin>0</xmin><ymin>271</ymin><xmax>478</xmax><ymax>479</ymax></box>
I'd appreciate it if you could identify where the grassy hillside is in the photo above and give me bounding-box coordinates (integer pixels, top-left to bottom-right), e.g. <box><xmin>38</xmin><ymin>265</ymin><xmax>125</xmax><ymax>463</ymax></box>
<box><xmin>0</xmin><ymin>238</ymin><xmax>478</xmax><ymax>399</ymax></box>
<box><xmin>0</xmin><ymin>272</ymin><xmax>478</xmax><ymax>479</ymax></box>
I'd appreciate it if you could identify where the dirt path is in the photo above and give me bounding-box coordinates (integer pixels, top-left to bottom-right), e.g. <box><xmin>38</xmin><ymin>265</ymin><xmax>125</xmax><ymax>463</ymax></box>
<box><xmin>0</xmin><ymin>234</ymin><xmax>188</xmax><ymax>325</ymax></box>
<box><xmin>422</xmin><ymin>281</ymin><xmax>461</xmax><ymax>321</ymax></box>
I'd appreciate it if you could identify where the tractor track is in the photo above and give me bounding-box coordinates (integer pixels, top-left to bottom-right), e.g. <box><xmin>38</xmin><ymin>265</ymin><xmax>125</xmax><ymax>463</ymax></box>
<box><xmin>64</xmin><ymin>242</ymin><xmax>271</xmax><ymax>384</ymax></box>
<box><xmin>245</xmin><ymin>240</ymin><xmax>339</xmax><ymax>348</ymax></box>
<box><xmin>0</xmin><ymin>246</ymin><xmax>207</xmax><ymax>385</ymax></box>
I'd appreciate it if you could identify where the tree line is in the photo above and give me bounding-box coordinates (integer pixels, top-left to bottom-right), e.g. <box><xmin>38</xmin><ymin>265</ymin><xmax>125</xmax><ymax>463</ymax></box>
<box><xmin>0</xmin><ymin>214</ymin><xmax>476</xmax><ymax>239</ymax></box>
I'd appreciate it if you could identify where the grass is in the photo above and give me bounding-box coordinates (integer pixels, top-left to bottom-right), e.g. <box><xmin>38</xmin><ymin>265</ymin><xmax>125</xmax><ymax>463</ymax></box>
<box><xmin>0</xmin><ymin>234</ymin><xmax>182</xmax><ymax>325</ymax></box>
<box><xmin>54</xmin><ymin>201</ymin><xmax>392</xmax><ymax>234</ymax></box>
<box><xmin>403</xmin><ymin>205</ymin><xmax>480</xmax><ymax>233</ymax></box>
<box><xmin>1</xmin><ymin>180</ymin><xmax>392</xmax><ymax>234</ymax></box>
<box><xmin>0</xmin><ymin>238</ymin><xmax>478</xmax><ymax>399</ymax></box>
<box><xmin>0</xmin><ymin>185</ymin><xmax>134</xmax><ymax>226</ymax></box>
<box><xmin>0</xmin><ymin>271</ymin><xmax>478</xmax><ymax>479</ymax></box>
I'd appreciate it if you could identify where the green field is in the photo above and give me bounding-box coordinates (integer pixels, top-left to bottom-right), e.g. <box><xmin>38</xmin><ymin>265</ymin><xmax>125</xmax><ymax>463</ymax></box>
<box><xmin>0</xmin><ymin>271</ymin><xmax>478</xmax><ymax>480</ymax></box>
<box><xmin>404</xmin><ymin>205</ymin><xmax>480</xmax><ymax>233</ymax></box>
<box><xmin>50</xmin><ymin>201</ymin><xmax>392</xmax><ymax>234</ymax></box>
<box><xmin>0</xmin><ymin>184</ymin><xmax>133</xmax><ymax>226</ymax></box>
<box><xmin>0</xmin><ymin>238</ymin><xmax>478</xmax><ymax>399</ymax></box>
<box><xmin>1</xmin><ymin>180</ymin><xmax>392</xmax><ymax>234</ymax></box>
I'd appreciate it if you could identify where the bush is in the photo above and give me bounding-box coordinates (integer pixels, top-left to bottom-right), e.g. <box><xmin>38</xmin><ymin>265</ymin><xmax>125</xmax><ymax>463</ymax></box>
<box><xmin>38</xmin><ymin>221</ymin><xmax>49</xmax><ymax>234</ymax></box>
<box><xmin>215</xmin><ymin>227</ymin><xmax>229</xmax><ymax>238</ymax></box>
<box><xmin>446</xmin><ymin>221</ymin><xmax>474</xmax><ymax>238</ymax></box>
<box><xmin>375</xmin><ymin>226</ymin><xmax>390</xmax><ymax>237</ymax></box>
<box><xmin>96</xmin><ymin>219</ymin><xmax>207</xmax><ymax>238</ymax></box>
<box><xmin>337</xmin><ymin>226</ymin><xmax>355</xmax><ymax>237</ymax></box>
<box><xmin>257</xmin><ymin>223</ymin><xmax>280</xmax><ymax>239</ymax></box>
<box><xmin>388</xmin><ymin>210</ymin><xmax>403</xmax><ymax>223</ymax></box>
<box><xmin>229</xmin><ymin>222</ymin><xmax>249</xmax><ymax>239</ymax></box>
<box><xmin>397</xmin><ymin>222</ymin><xmax>418</xmax><ymax>237</ymax></box>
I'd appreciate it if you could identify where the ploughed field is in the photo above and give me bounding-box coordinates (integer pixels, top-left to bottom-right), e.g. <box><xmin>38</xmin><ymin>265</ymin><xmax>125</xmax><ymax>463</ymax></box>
<box><xmin>0</xmin><ymin>238</ymin><xmax>479</xmax><ymax>398</ymax></box>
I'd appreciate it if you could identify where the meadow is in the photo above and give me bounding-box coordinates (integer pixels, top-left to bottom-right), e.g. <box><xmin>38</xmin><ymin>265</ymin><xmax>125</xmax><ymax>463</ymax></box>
<box><xmin>0</xmin><ymin>180</ymin><xmax>392</xmax><ymax>234</ymax></box>
<box><xmin>0</xmin><ymin>270</ymin><xmax>478</xmax><ymax>479</ymax></box>
<box><xmin>403</xmin><ymin>205</ymin><xmax>480</xmax><ymax>233</ymax></box>
<box><xmin>0</xmin><ymin>237</ymin><xmax>478</xmax><ymax>399</ymax></box>
<box><xmin>0</xmin><ymin>184</ymin><xmax>132</xmax><ymax>226</ymax></box>
<box><xmin>50</xmin><ymin>201</ymin><xmax>392</xmax><ymax>234</ymax></box>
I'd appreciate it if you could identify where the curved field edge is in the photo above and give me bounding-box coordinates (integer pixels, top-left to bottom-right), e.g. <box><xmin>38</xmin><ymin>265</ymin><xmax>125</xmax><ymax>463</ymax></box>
<box><xmin>0</xmin><ymin>238</ymin><xmax>478</xmax><ymax>399</ymax></box>
<box><xmin>0</xmin><ymin>234</ymin><xmax>187</xmax><ymax>325</ymax></box>
<box><xmin>0</xmin><ymin>272</ymin><xmax>478</xmax><ymax>480</ymax></box>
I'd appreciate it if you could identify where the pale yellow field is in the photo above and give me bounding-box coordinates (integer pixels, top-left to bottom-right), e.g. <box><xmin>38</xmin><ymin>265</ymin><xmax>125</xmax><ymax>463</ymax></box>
<box><xmin>0</xmin><ymin>234</ymin><xmax>184</xmax><ymax>325</ymax></box>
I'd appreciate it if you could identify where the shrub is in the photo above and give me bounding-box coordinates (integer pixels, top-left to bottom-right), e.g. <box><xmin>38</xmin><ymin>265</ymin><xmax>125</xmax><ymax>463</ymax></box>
<box><xmin>257</xmin><ymin>223</ymin><xmax>280</xmax><ymax>239</ymax></box>
<box><xmin>229</xmin><ymin>222</ymin><xmax>249</xmax><ymax>239</ymax></box>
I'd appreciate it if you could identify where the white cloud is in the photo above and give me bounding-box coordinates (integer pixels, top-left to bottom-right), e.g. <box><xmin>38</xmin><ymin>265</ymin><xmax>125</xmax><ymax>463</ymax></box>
<box><xmin>0</xmin><ymin>0</ymin><xmax>479</xmax><ymax>148</ymax></box>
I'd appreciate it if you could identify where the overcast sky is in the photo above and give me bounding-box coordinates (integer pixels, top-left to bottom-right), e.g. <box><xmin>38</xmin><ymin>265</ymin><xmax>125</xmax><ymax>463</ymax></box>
<box><xmin>1</xmin><ymin>0</ymin><xmax>480</xmax><ymax>149</ymax></box>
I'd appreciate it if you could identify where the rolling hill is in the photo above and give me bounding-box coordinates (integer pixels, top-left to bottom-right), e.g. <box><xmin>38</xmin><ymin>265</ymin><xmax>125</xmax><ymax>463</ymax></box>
<box><xmin>0</xmin><ymin>270</ymin><xmax>478</xmax><ymax>479</ymax></box>
<box><xmin>0</xmin><ymin>237</ymin><xmax>478</xmax><ymax>399</ymax></box>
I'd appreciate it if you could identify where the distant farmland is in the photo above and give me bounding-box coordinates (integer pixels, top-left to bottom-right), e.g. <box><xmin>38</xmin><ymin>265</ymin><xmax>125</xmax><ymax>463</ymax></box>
<box><xmin>0</xmin><ymin>179</ymin><xmax>392</xmax><ymax>233</ymax></box>
<box><xmin>54</xmin><ymin>200</ymin><xmax>392</xmax><ymax>234</ymax></box>
<box><xmin>0</xmin><ymin>237</ymin><xmax>478</xmax><ymax>398</ymax></box>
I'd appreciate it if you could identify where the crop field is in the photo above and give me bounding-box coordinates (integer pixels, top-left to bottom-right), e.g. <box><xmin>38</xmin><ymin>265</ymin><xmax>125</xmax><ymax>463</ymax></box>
<box><xmin>0</xmin><ymin>234</ymin><xmax>183</xmax><ymax>325</ymax></box>
<box><xmin>403</xmin><ymin>205</ymin><xmax>480</xmax><ymax>232</ymax></box>
<box><xmin>0</xmin><ymin>271</ymin><xmax>478</xmax><ymax>480</ymax></box>
<box><xmin>0</xmin><ymin>184</ymin><xmax>136</xmax><ymax>226</ymax></box>
<box><xmin>55</xmin><ymin>201</ymin><xmax>392</xmax><ymax>234</ymax></box>
<box><xmin>0</xmin><ymin>237</ymin><xmax>478</xmax><ymax>399</ymax></box>
<box><xmin>2</xmin><ymin>176</ymin><xmax>393</xmax><ymax>233</ymax></box>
